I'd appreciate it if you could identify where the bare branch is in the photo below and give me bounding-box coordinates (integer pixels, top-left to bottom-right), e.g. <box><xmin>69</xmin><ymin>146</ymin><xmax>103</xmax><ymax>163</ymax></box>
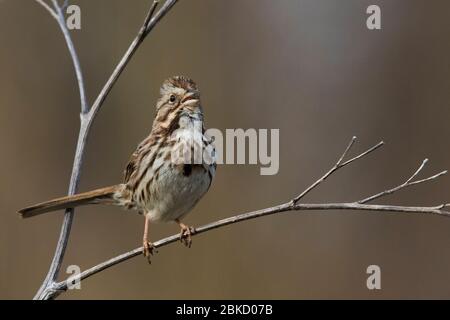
<box><xmin>358</xmin><ymin>159</ymin><xmax>448</xmax><ymax>204</ymax></box>
<box><xmin>88</xmin><ymin>0</ymin><xmax>171</xmax><ymax>123</ymax></box>
<box><xmin>61</xmin><ymin>0</ymin><xmax>69</xmax><ymax>10</ymax></box>
<box><xmin>49</xmin><ymin>198</ymin><xmax>450</xmax><ymax>298</ymax></box>
<box><xmin>35</xmin><ymin>137</ymin><xmax>447</xmax><ymax>299</ymax></box>
<box><xmin>292</xmin><ymin>137</ymin><xmax>384</xmax><ymax>204</ymax></box>
<box><xmin>339</xmin><ymin>141</ymin><xmax>385</xmax><ymax>167</ymax></box>
<box><xmin>336</xmin><ymin>135</ymin><xmax>357</xmax><ymax>165</ymax></box>
<box><xmin>406</xmin><ymin>158</ymin><xmax>429</xmax><ymax>183</ymax></box>
<box><xmin>408</xmin><ymin>171</ymin><xmax>448</xmax><ymax>186</ymax></box>
<box><xmin>51</xmin><ymin>0</ymin><xmax>88</xmax><ymax>114</ymax></box>
<box><xmin>33</xmin><ymin>0</ymin><xmax>90</xmax><ymax>300</ymax></box>
<box><xmin>35</xmin><ymin>0</ymin><xmax>58</xmax><ymax>20</ymax></box>
<box><xmin>142</xmin><ymin>1</ymin><xmax>160</xmax><ymax>34</ymax></box>
<box><xmin>33</xmin><ymin>0</ymin><xmax>179</xmax><ymax>300</ymax></box>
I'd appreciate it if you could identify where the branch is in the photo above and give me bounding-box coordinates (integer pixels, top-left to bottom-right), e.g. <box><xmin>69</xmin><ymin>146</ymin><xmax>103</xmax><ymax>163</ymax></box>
<box><xmin>291</xmin><ymin>137</ymin><xmax>384</xmax><ymax>203</ymax></box>
<box><xmin>52</xmin><ymin>0</ymin><xmax>88</xmax><ymax>113</ymax></box>
<box><xmin>35</xmin><ymin>0</ymin><xmax>58</xmax><ymax>19</ymax></box>
<box><xmin>46</xmin><ymin>137</ymin><xmax>449</xmax><ymax>299</ymax></box>
<box><xmin>33</xmin><ymin>0</ymin><xmax>89</xmax><ymax>300</ymax></box>
<box><xmin>35</xmin><ymin>0</ymin><xmax>88</xmax><ymax>113</ymax></box>
<box><xmin>87</xmin><ymin>0</ymin><xmax>178</xmax><ymax>123</ymax></box>
<box><xmin>32</xmin><ymin>0</ymin><xmax>178</xmax><ymax>300</ymax></box>
<box><xmin>358</xmin><ymin>158</ymin><xmax>448</xmax><ymax>204</ymax></box>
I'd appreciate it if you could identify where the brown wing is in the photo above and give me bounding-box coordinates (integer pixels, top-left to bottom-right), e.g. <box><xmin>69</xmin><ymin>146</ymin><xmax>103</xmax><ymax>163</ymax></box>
<box><xmin>123</xmin><ymin>135</ymin><xmax>156</xmax><ymax>184</ymax></box>
<box><xmin>124</xmin><ymin>150</ymin><xmax>139</xmax><ymax>183</ymax></box>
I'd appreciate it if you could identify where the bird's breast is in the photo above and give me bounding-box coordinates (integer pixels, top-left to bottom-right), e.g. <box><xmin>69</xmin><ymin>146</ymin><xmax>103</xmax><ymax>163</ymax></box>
<box><xmin>134</xmin><ymin>126</ymin><xmax>215</xmax><ymax>222</ymax></box>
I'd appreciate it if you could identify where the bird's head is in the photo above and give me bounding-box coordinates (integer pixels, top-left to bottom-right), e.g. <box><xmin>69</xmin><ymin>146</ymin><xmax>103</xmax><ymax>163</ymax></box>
<box><xmin>156</xmin><ymin>76</ymin><xmax>202</xmax><ymax>119</ymax></box>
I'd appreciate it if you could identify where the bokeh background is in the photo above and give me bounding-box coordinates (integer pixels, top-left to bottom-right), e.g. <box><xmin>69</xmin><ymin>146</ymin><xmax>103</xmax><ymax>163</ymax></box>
<box><xmin>1</xmin><ymin>0</ymin><xmax>450</xmax><ymax>299</ymax></box>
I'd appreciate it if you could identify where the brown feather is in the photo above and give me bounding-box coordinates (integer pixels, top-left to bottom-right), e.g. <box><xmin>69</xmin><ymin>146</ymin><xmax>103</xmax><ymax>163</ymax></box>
<box><xmin>18</xmin><ymin>185</ymin><xmax>121</xmax><ymax>218</ymax></box>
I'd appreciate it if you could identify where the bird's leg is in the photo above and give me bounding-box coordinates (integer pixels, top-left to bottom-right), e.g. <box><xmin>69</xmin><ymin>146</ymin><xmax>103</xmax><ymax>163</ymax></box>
<box><xmin>142</xmin><ymin>214</ymin><xmax>155</xmax><ymax>263</ymax></box>
<box><xmin>176</xmin><ymin>219</ymin><xmax>196</xmax><ymax>248</ymax></box>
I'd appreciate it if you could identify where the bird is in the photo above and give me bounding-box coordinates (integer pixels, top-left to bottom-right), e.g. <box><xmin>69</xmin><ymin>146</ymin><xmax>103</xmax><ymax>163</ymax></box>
<box><xmin>18</xmin><ymin>76</ymin><xmax>216</xmax><ymax>262</ymax></box>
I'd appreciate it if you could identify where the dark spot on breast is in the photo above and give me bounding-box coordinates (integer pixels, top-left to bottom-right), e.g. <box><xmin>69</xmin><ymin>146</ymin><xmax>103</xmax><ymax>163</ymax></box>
<box><xmin>167</xmin><ymin>118</ymin><xmax>180</xmax><ymax>134</ymax></box>
<box><xmin>183</xmin><ymin>164</ymin><xmax>192</xmax><ymax>177</ymax></box>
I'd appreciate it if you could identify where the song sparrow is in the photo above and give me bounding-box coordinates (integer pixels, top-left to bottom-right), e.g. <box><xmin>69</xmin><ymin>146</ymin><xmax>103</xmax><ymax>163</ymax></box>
<box><xmin>19</xmin><ymin>76</ymin><xmax>216</xmax><ymax>261</ymax></box>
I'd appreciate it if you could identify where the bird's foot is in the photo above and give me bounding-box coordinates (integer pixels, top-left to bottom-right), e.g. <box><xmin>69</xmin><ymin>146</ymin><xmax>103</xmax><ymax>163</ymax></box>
<box><xmin>143</xmin><ymin>240</ymin><xmax>156</xmax><ymax>264</ymax></box>
<box><xmin>179</xmin><ymin>225</ymin><xmax>196</xmax><ymax>248</ymax></box>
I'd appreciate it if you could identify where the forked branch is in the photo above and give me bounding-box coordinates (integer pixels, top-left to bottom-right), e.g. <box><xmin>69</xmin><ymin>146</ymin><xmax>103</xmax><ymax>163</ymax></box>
<box><xmin>291</xmin><ymin>136</ymin><xmax>384</xmax><ymax>204</ymax></box>
<box><xmin>358</xmin><ymin>158</ymin><xmax>448</xmax><ymax>204</ymax></box>
<box><xmin>32</xmin><ymin>0</ymin><xmax>178</xmax><ymax>300</ymax></box>
<box><xmin>46</xmin><ymin>137</ymin><xmax>449</xmax><ymax>299</ymax></box>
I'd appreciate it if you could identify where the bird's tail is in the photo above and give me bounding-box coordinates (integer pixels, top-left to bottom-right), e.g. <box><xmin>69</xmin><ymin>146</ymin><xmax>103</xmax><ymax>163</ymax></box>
<box><xmin>18</xmin><ymin>185</ymin><xmax>122</xmax><ymax>218</ymax></box>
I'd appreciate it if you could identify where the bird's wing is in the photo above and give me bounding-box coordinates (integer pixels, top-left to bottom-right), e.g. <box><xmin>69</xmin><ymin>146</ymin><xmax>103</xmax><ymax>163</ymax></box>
<box><xmin>124</xmin><ymin>150</ymin><xmax>139</xmax><ymax>184</ymax></box>
<box><xmin>123</xmin><ymin>135</ymin><xmax>156</xmax><ymax>184</ymax></box>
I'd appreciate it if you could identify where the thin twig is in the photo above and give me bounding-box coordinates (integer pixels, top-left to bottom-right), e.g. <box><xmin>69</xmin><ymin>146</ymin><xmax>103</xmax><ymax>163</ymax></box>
<box><xmin>358</xmin><ymin>159</ymin><xmax>448</xmax><ymax>204</ymax></box>
<box><xmin>61</xmin><ymin>0</ymin><xmax>69</xmax><ymax>10</ymax></box>
<box><xmin>35</xmin><ymin>0</ymin><xmax>58</xmax><ymax>19</ymax></box>
<box><xmin>340</xmin><ymin>141</ymin><xmax>385</xmax><ymax>166</ymax></box>
<box><xmin>88</xmin><ymin>0</ymin><xmax>176</xmax><ymax>124</ymax></box>
<box><xmin>406</xmin><ymin>158</ymin><xmax>429</xmax><ymax>183</ymax></box>
<box><xmin>32</xmin><ymin>0</ymin><xmax>178</xmax><ymax>300</ymax></box>
<box><xmin>292</xmin><ymin>137</ymin><xmax>384</xmax><ymax>204</ymax></box>
<box><xmin>50</xmin><ymin>0</ymin><xmax>88</xmax><ymax>114</ymax></box>
<box><xmin>142</xmin><ymin>1</ymin><xmax>160</xmax><ymax>35</ymax></box>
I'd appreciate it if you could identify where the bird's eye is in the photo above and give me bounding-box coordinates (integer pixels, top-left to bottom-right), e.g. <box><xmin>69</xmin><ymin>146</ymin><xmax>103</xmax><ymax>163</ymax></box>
<box><xmin>169</xmin><ymin>94</ymin><xmax>176</xmax><ymax>103</ymax></box>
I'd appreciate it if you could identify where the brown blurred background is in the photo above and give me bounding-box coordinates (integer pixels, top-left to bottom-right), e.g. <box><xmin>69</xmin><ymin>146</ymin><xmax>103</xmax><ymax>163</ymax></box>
<box><xmin>1</xmin><ymin>0</ymin><xmax>450</xmax><ymax>299</ymax></box>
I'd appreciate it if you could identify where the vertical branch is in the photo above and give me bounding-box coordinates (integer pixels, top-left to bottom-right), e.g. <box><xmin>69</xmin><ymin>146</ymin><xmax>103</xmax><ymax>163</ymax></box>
<box><xmin>33</xmin><ymin>124</ymin><xmax>90</xmax><ymax>300</ymax></box>
<box><xmin>33</xmin><ymin>0</ymin><xmax>89</xmax><ymax>300</ymax></box>
<box><xmin>32</xmin><ymin>0</ymin><xmax>179</xmax><ymax>300</ymax></box>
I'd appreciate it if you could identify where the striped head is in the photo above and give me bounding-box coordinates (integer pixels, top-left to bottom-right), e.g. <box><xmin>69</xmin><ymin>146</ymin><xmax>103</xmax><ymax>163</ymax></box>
<box><xmin>154</xmin><ymin>76</ymin><xmax>203</xmax><ymax>131</ymax></box>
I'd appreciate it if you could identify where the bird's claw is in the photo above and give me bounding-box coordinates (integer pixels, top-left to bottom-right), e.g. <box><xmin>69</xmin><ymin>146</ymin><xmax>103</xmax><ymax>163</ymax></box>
<box><xmin>143</xmin><ymin>240</ymin><xmax>156</xmax><ymax>264</ymax></box>
<box><xmin>179</xmin><ymin>226</ymin><xmax>196</xmax><ymax>248</ymax></box>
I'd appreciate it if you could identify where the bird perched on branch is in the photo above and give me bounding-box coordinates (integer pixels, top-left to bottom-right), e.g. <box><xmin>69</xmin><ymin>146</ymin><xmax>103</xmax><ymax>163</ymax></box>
<box><xmin>19</xmin><ymin>76</ymin><xmax>216</xmax><ymax>262</ymax></box>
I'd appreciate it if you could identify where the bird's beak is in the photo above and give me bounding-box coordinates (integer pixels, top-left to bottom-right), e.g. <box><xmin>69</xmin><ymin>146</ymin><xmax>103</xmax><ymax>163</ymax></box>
<box><xmin>181</xmin><ymin>92</ymin><xmax>199</xmax><ymax>107</ymax></box>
